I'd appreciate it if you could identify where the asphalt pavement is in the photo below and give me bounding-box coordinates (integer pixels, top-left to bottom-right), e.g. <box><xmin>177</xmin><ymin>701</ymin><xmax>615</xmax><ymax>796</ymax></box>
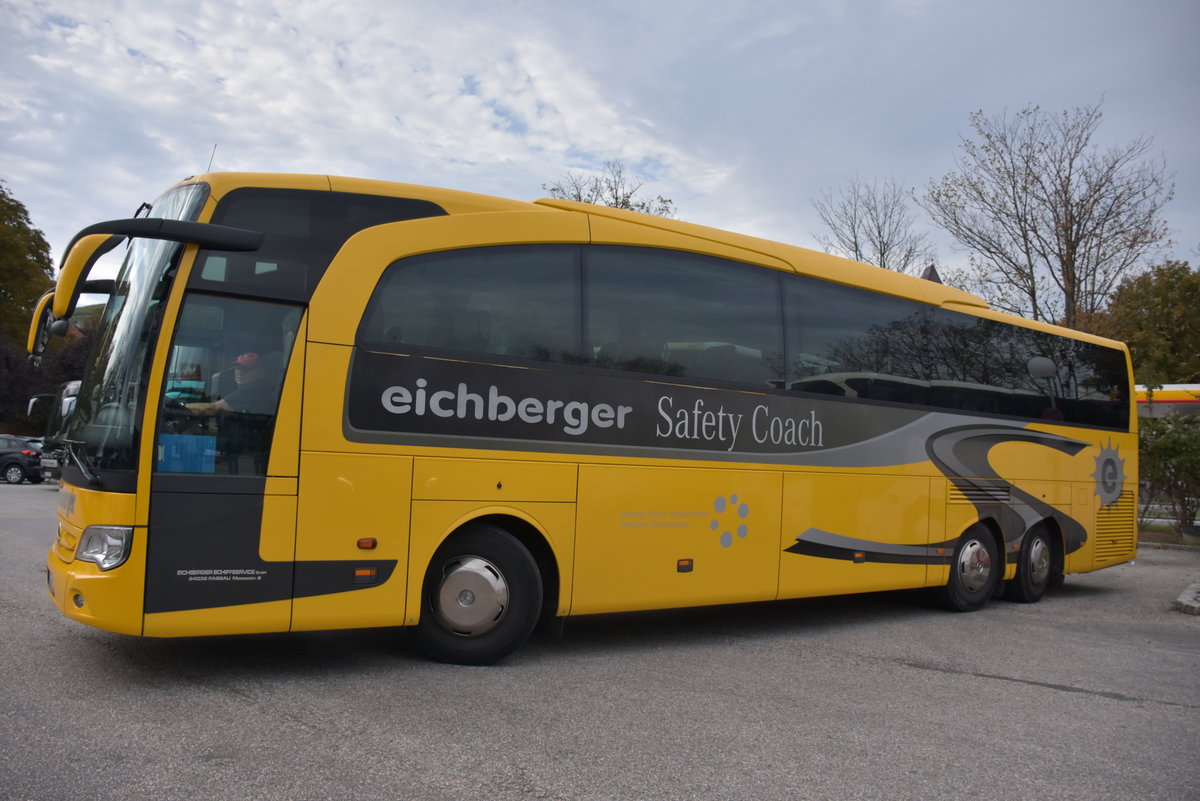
<box><xmin>2</xmin><ymin>481</ymin><xmax>1198</xmax><ymax>801</ymax></box>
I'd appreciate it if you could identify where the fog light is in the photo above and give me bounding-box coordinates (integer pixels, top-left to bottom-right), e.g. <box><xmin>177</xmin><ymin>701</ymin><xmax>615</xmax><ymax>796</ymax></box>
<box><xmin>75</xmin><ymin>526</ymin><xmax>133</xmax><ymax>571</ymax></box>
<box><xmin>72</xmin><ymin>592</ymin><xmax>84</xmax><ymax>608</ymax></box>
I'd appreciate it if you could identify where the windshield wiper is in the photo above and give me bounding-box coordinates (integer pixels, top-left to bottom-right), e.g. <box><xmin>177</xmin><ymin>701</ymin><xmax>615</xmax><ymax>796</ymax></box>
<box><xmin>62</xmin><ymin>439</ymin><xmax>103</xmax><ymax>488</ymax></box>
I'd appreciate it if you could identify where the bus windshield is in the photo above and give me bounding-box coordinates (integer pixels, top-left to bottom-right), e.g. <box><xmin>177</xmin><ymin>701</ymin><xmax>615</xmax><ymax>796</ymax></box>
<box><xmin>65</xmin><ymin>183</ymin><xmax>208</xmax><ymax>479</ymax></box>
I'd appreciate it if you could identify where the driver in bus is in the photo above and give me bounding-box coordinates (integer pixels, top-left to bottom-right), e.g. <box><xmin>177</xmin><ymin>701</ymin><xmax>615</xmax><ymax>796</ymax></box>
<box><xmin>186</xmin><ymin>352</ymin><xmax>275</xmax><ymax>417</ymax></box>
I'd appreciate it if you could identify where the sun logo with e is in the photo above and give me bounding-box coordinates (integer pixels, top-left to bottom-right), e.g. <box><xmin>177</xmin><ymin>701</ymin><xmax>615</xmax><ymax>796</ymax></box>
<box><xmin>711</xmin><ymin>494</ymin><xmax>750</xmax><ymax>548</ymax></box>
<box><xmin>1092</xmin><ymin>440</ymin><xmax>1125</xmax><ymax>507</ymax></box>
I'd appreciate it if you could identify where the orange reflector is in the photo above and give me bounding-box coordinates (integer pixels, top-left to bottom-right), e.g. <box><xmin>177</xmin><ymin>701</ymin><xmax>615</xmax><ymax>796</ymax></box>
<box><xmin>353</xmin><ymin>567</ymin><xmax>377</xmax><ymax>585</ymax></box>
<box><xmin>357</xmin><ymin>537</ymin><xmax>377</xmax><ymax>550</ymax></box>
<box><xmin>677</xmin><ymin>559</ymin><xmax>694</xmax><ymax>573</ymax></box>
<box><xmin>853</xmin><ymin>551</ymin><xmax>867</xmax><ymax>564</ymax></box>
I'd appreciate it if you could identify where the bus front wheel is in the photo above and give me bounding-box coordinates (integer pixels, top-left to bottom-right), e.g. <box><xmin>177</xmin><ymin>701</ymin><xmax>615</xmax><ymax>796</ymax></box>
<box><xmin>936</xmin><ymin>526</ymin><xmax>999</xmax><ymax>612</ymax></box>
<box><xmin>414</xmin><ymin>524</ymin><xmax>543</xmax><ymax>665</ymax></box>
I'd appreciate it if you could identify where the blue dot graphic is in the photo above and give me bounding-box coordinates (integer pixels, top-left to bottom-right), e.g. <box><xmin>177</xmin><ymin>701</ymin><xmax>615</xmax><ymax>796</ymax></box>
<box><xmin>712</xmin><ymin>494</ymin><xmax>751</xmax><ymax>548</ymax></box>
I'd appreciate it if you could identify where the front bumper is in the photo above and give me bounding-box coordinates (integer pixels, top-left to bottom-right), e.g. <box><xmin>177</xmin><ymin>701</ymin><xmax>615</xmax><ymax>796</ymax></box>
<box><xmin>45</xmin><ymin>520</ymin><xmax>146</xmax><ymax>636</ymax></box>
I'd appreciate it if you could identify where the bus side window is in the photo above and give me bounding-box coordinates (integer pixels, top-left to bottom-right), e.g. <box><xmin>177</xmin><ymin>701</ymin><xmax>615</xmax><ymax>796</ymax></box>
<box><xmin>358</xmin><ymin>245</ymin><xmax>580</xmax><ymax>364</ymax></box>
<box><xmin>585</xmin><ymin>246</ymin><xmax>784</xmax><ymax>386</ymax></box>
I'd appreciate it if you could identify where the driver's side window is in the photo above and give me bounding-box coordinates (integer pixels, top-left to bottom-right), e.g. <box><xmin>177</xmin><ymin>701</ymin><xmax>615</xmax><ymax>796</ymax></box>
<box><xmin>156</xmin><ymin>294</ymin><xmax>300</xmax><ymax>475</ymax></box>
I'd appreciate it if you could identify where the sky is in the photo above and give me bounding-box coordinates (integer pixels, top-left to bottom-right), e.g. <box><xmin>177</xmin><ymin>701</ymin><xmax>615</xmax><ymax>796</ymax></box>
<box><xmin>2</xmin><ymin>0</ymin><xmax>1198</xmax><ymax>277</ymax></box>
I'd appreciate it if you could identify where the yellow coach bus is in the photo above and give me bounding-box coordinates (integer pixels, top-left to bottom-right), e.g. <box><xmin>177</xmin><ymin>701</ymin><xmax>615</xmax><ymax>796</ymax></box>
<box><xmin>30</xmin><ymin>172</ymin><xmax>1137</xmax><ymax>664</ymax></box>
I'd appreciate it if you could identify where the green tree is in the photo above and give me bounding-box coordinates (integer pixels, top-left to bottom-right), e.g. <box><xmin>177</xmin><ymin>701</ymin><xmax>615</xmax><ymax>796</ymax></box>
<box><xmin>543</xmin><ymin>160</ymin><xmax>676</xmax><ymax>218</ymax></box>
<box><xmin>922</xmin><ymin>101</ymin><xmax>1173</xmax><ymax>331</ymax></box>
<box><xmin>1090</xmin><ymin>261</ymin><xmax>1200</xmax><ymax>384</ymax></box>
<box><xmin>1140</xmin><ymin>414</ymin><xmax>1200</xmax><ymax>537</ymax></box>
<box><xmin>0</xmin><ymin>180</ymin><xmax>53</xmax><ymax>340</ymax></box>
<box><xmin>0</xmin><ymin>180</ymin><xmax>67</xmax><ymax>433</ymax></box>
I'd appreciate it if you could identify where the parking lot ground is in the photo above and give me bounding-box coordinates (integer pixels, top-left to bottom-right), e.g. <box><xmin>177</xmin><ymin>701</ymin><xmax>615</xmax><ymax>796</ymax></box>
<box><xmin>2</xmin><ymin>482</ymin><xmax>1198</xmax><ymax>801</ymax></box>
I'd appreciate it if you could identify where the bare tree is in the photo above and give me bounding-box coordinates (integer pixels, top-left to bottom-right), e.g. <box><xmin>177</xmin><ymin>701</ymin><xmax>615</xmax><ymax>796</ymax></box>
<box><xmin>811</xmin><ymin>176</ymin><xmax>935</xmax><ymax>274</ymax></box>
<box><xmin>543</xmin><ymin>160</ymin><xmax>675</xmax><ymax>218</ymax></box>
<box><xmin>922</xmin><ymin>101</ymin><xmax>1173</xmax><ymax>330</ymax></box>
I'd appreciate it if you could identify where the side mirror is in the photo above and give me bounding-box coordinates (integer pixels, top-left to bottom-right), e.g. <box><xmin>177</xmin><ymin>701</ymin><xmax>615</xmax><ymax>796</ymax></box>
<box><xmin>27</xmin><ymin>394</ymin><xmax>53</xmax><ymax>417</ymax></box>
<box><xmin>1027</xmin><ymin>356</ymin><xmax>1058</xmax><ymax>380</ymax></box>
<box><xmin>26</xmin><ymin>290</ymin><xmax>56</xmax><ymax>364</ymax></box>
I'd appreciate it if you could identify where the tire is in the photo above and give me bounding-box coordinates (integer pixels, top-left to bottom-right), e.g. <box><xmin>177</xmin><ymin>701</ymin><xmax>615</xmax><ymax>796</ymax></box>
<box><xmin>28</xmin><ymin>474</ymin><xmax>45</xmax><ymax>484</ymax></box>
<box><xmin>414</xmin><ymin>524</ymin><xmax>543</xmax><ymax>665</ymax></box>
<box><xmin>3</xmin><ymin>464</ymin><xmax>25</xmax><ymax>485</ymax></box>
<box><xmin>1004</xmin><ymin>527</ymin><xmax>1056</xmax><ymax>603</ymax></box>
<box><xmin>936</xmin><ymin>526</ymin><xmax>1000</xmax><ymax>612</ymax></box>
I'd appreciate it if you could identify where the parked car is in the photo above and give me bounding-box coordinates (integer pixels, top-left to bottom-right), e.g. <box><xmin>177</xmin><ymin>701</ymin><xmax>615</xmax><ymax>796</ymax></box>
<box><xmin>38</xmin><ymin>448</ymin><xmax>62</xmax><ymax>481</ymax></box>
<box><xmin>0</xmin><ymin>435</ymin><xmax>43</xmax><ymax>485</ymax></box>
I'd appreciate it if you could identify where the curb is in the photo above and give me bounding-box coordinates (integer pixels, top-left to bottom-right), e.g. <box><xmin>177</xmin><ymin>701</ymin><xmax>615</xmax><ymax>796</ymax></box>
<box><xmin>1134</xmin><ymin>545</ymin><xmax>1200</xmax><ymax>616</ymax></box>
<box><xmin>1137</xmin><ymin>540</ymin><xmax>1200</xmax><ymax>552</ymax></box>
<box><xmin>1173</xmin><ymin>584</ymin><xmax>1200</xmax><ymax>616</ymax></box>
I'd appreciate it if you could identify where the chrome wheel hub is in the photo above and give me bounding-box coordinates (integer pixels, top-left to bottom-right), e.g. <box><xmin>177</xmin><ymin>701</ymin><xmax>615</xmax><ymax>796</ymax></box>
<box><xmin>958</xmin><ymin>539</ymin><xmax>992</xmax><ymax>592</ymax></box>
<box><xmin>433</xmin><ymin>556</ymin><xmax>508</xmax><ymax>636</ymax></box>
<box><xmin>1028</xmin><ymin>537</ymin><xmax>1050</xmax><ymax>586</ymax></box>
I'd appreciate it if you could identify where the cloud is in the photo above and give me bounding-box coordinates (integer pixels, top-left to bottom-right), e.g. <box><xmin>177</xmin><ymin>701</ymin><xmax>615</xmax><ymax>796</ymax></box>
<box><xmin>3</xmin><ymin>1</ymin><xmax>706</xmax><ymax>256</ymax></box>
<box><xmin>1</xmin><ymin>0</ymin><xmax>1197</xmax><ymax>271</ymax></box>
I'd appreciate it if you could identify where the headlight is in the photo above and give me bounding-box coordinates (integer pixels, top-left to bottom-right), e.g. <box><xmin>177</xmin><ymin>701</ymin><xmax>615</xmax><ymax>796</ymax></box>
<box><xmin>75</xmin><ymin>526</ymin><xmax>133</xmax><ymax>571</ymax></box>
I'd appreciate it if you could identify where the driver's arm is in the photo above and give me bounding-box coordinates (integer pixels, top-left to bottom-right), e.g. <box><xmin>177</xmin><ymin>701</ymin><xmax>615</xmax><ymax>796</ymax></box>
<box><xmin>185</xmin><ymin>398</ymin><xmax>232</xmax><ymax>416</ymax></box>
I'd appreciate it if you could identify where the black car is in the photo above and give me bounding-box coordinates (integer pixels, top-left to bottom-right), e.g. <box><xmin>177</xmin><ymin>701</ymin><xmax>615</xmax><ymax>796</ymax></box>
<box><xmin>0</xmin><ymin>435</ymin><xmax>43</xmax><ymax>485</ymax></box>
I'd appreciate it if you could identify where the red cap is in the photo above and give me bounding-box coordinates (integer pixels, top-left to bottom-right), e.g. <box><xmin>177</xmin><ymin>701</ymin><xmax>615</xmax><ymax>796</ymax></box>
<box><xmin>233</xmin><ymin>353</ymin><xmax>260</xmax><ymax>367</ymax></box>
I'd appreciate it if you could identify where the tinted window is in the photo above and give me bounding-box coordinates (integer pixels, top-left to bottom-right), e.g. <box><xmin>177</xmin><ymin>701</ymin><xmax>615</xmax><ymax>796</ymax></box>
<box><xmin>784</xmin><ymin>275</ymin><xmax>1128</xmax><ymax>428</ymax></box>
<box><xmin>785</xmin><ymin>277</ymin><xmax>934</xmax><ymax>405</ymax></box>
<box><xmin>192</xmin><ymin>189</ymin><xmax>447</xmax><ymax>301</ymax></box>
<box><xmin>359</xmin><ymin>245</ymin><xmax>581</xmax><ymax>364</ymax></box>
<box><xmin>585</xmin><ymin>246</ymin><xmax>784</xmax><ymax>386</ymax></box>
<box><xmin>157</xmin><ymin>295</ymin><xmax>302</xmax><ymax>475</ymax></box>
<box><xmin>354</xmin><ymin>242</ymin><xmax>1127</xmax><ymax>429</ymax></box>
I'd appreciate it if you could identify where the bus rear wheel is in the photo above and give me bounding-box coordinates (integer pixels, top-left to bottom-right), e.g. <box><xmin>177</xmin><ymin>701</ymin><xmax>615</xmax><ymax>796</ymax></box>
<box><xmin>414</xmin><ymin>524</ymin><xmax>543</xmax><ymax>665</ymax></box>
<box><xmin>936</xmin><ymin>526</ymin><xmax>999</xmax><ymax>612</ymax></box>
<box><xmin>1004</xmin><ymin>527</ymin><xmax>1056</xmax><ymax>603</ymax></box>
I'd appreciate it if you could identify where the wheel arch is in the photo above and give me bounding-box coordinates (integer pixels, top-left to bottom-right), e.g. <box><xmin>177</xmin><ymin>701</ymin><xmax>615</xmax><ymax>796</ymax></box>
<box><xmin>968</xmin><ymin>516</ymin><xmax>1008</xmax><ymax>570</ymax></box>
<box><xmin>474</xmin><ymin>512</ymin><xmax>561</xmax><ymax>624</ymax></box>
<box><xmin>423</xmin><ymin>507</ymin><xmax>563</xmax><ymax>625</ymax></box>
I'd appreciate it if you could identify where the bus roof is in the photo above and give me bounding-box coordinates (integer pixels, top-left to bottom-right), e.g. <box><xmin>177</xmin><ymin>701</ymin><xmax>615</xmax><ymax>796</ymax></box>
<box><xmin>174</xmin><ymin>172</ymin><xmax>1127</xmax><ymax>351</ymax></box>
